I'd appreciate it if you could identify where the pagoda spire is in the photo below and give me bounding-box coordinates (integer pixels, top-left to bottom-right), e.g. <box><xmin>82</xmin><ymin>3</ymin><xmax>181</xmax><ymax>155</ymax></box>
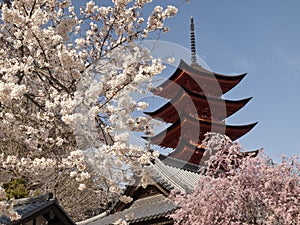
<box><xmin>190</xmin><ymin>17</ymin><xmax>197</xmax><ymax>65</ymax></box>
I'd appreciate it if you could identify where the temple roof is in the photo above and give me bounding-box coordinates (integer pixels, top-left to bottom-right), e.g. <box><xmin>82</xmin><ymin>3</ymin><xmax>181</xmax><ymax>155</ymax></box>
<box><xmin>0</xmin><ymin>193</ymin><xmax>75</xmax><ymax>225</ymax></box>
<box><xmin>146</xmin><ymin>87</ymin><xmax>252</xmax><ymax>123</ymax></box>
<box><xmin>80</xmin><ymin>156</ymin><xmax>201</xmax><ymax>225</ymax></box>
<box><xmin>153</xmin><ymin>59</ymin><xmax>246</xmax><ymax>98</ymax></box>
<box><xmin>144</xmin><ymin>111</ymin><xmax>257</xmax><ymax>149</ymax></box>
<box><xmin>84</xmin><ymin>193</ymin><xmax>175</xmax><ymax>225</ymax></box>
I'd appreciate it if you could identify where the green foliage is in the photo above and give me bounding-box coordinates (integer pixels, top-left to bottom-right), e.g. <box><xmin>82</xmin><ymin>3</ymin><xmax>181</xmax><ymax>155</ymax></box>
<box><xmin>2</xmin><ymin>177</ymin><xmax>29</xmax><ymax>199</ymax></box>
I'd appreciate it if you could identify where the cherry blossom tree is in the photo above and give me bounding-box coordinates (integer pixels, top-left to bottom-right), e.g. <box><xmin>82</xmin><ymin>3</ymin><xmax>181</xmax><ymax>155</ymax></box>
<box><xmin>170</xmin><ymin>133</ymin><xmax>300</xmax><ymax>225</ymax></box>
<box><xmin>0</xmin><ymin>0</ymin><xmax>178</xmax><ymax>220</ymax></box>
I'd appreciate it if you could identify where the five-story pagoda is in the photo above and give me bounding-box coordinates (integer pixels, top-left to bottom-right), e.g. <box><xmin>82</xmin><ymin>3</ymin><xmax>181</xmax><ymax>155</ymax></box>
<box><xmin>144</xmin><ymin>18</ymin><xmax>257</xmax><ymax>165</ymax></box>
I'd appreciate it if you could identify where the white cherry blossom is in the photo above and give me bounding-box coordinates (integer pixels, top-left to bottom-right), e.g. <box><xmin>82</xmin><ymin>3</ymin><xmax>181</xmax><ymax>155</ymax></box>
<box><xmin>0</xmin><ymin>0</ymin><xmax>177</xmax><ymax>221</ymax></box>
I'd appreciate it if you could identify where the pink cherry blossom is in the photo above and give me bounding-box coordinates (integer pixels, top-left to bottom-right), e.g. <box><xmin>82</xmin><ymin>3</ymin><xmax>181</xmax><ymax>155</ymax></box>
<box><xmin>170</xmin><ymin>133</ymin><xmax>300</xmax><ymax>225</ymax></box>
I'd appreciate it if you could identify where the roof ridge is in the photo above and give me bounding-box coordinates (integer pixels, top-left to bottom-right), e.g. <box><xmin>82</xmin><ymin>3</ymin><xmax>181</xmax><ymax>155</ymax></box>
<box><xmin>13</xmin><ymin>193</ymin><xmax>53</xmax><ymax>206</ymax></box>
<box><xmin>130</xmin><ymin>194</ymin><xmax>167</xmax><ymax>208</ymax></box>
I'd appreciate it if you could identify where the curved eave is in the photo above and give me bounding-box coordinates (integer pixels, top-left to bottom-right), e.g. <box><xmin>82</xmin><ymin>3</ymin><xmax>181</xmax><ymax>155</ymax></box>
<box><xmin>180</xmin><ymin>59</ymin><xmax>247</xmax><ymax>82</ymax></box>
<box><xmin>154</xmin><ymin>59</ymin><xmax>247</xmax><ymax>97</ymax></box>
<box><xmin>145</xmin><ymin>88</ymin><xmax>252</xmax><ymax>123</ymax></box>
<box><xmin>143</xmin><ymin>112</ymin><xmax>257</xmax><ymax>148</ymax></box>
<box><xmin>162</xmin><ymin>60</ymin><xmax>246</xmax><ymax>83</ymax></box>
<box><xmin>182</xmin><ymin>112</ymin><xmax>258</xmax><ymax>141</ymax></box>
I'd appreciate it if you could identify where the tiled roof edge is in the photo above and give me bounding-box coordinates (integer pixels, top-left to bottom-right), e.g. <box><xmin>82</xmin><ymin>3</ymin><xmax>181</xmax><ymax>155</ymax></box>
<box><xmin>13</xmin><ymin>193</ymin><xmax>53</xmax><ymax>206</ymax></box>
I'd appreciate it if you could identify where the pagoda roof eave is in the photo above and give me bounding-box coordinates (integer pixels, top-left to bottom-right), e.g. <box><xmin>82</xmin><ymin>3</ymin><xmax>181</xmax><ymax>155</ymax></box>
<box><xmin>148</xmin><ymin>86</ymin><xmax>253</xmax><ymax>109</ymax></box>
<box><xmin>179</xmin><ymin>59</ymin><xmax>247</xmax><ymax>81</ymax></box>
<box><xmin>155</xmin><ymin>59</ymin><xmax>247</xmax><ymax>96</ymax></box>
<box><xmin>143</xmin><ymin>111</ymin><xmax>257</xmax><ymax>148</ymax></box>
<box><xmin>145</xmin><ymin>87</ymin><xmax>252</xmax><ymax>122</ymax></box>
<box><xmin>144</xmin><ymin>112</ymin><xmax>258</xmax><ymax>141</ymax></box>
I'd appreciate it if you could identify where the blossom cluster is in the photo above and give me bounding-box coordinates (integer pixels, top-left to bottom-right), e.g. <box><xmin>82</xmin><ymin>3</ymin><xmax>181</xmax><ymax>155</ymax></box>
<box><xmin>0</xmin><ymin>150</ymin><xmax>89</xmax><ymax>187</ymax></box>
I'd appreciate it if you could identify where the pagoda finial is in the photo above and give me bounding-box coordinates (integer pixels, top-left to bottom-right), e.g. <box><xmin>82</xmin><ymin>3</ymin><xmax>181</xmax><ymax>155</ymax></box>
<box><xmin>190</xmin><ymin>17</ymin><xmax>197</xmax><ymax>64</ymax></box>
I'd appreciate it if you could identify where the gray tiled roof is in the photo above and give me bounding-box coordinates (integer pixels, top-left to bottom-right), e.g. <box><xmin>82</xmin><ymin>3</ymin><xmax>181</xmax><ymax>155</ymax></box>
<box><xmin>85</xmin><ymin>194</ymin><xmax>175</xmax><ymax>225</ymax></box>
<box><xmin>0</xmin><ymin>193</ymin><xmax>53</xmax><ymax>225</ymax></box>
<box><xmin>0</xmin><ymin>193</ymin><xmax>75</xmax><ymax>225</ymax></box>
<box><xmin>80</xmin><ymin>156</ymin><xmax>201</xmax><ymax>224</ymax></box>
<box><xmin>150</xmin><ymin>157</ymin><xmax>200</xmax><ymax>193</ymax></box>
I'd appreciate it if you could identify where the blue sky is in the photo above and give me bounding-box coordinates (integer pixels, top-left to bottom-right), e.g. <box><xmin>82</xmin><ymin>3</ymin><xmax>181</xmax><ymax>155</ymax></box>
<box><xmin>152</xmin><ymin>0</ymin><xmax>300</xmax><ymax>162</ymax></box>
